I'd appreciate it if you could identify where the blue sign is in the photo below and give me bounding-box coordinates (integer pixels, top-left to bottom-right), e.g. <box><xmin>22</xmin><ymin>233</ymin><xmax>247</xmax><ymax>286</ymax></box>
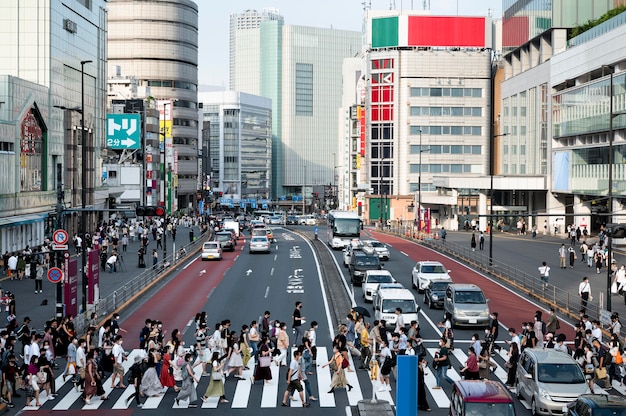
<box><xmin>106</xmin><ymin>114</ymin><xmax>141</xmax><ymax>149</ymax></box>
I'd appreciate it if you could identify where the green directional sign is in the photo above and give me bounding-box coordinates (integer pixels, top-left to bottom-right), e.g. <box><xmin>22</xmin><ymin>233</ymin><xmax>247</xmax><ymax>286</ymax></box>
<box><xmin>106</xmin><ymin>114</ymin><xmax>141</xmax><ymax>149</ymax></box>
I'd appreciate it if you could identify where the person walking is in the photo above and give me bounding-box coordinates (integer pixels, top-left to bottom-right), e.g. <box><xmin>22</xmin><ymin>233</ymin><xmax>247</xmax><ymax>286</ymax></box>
<box><xmin>568</xmin><ymin>245</ymin><xmax>576</xmax><ymax>268</ymax></box>
<box><xmin>470</xmin><ymin>232</ymin><xmax>476</xmax><ymax>252</ymax></box>
<box><xmin>34</xmin><ymin>261</ymin><xmax>44</xmax><ymax>294</ymax></box>
<box><xmin>175</xmin><ymin>353</ymin><xmax>199</xmax><ymax>407</ymax></box>
<box><xmin>202</xmin><ymin>352</ymin><xmax>228</xmax><ymax>405</ymax></box>
<box><xmin>478</xmin><ymin>231</ymin><xmax>485</xmax><ymax>250</ymax></box>
<box><xmin>280</xmin><ymin>350</ymin><xmax>310</xmax><ymax>407</ymax></box>
<box><xmin>126</xmin><ymin>356</ymin><xmax>145</xmax><ymax>407</ymax></box>
<box><xmin>418</xmin><ymin>357</ymin><xmax>431</xmax><ymax>412</ymax></box>
<box><xmin>504</xmin><ymin>341</ymin><xmax>519</xmax><ymax>387</ymax></box>
<box><xmin>432</xmin><ymin>337</ymin><xmax>454</xmax><ymax>389</ymax></box>
<box><xmin>559</xmin><ymin>244</ymin><xmax>567</xmax><ymax>269</ymax></box>
<box><xmin>250</xmin><ymin>337</ymin><xmax>272</xmax><ymax>385</ymax></box>
<box><xmin>274</xmin><ymin>323</ymin><xmax>289</xmax><ymax>366</ymax></box>
<box><xmin>440</xmin><ymin>227</ymin><xmax>446</xmax><ymax>244</ymax></box>
<box><xmin>322</xmin><ymin>345</ymin><xmax>353</xmax><ymax>394</ymax></box>
<box><xmin>292</xmin><ymin>301</ymin><xmax>305</xmax><ymax>347</ymax></box>
<box><xmin>538</xmin><ymin>261</ymin><xmax>550</xmax><ymax>290</ymax></box>
<box><xmin>579</xmin><ymin>276</ymin><xmax>592</xmax><ymax>312</ymax></box>
<box><xmin>459</xmin><ymin>346</ymin><xmax>480</xmax><ymax>380</ymax></box>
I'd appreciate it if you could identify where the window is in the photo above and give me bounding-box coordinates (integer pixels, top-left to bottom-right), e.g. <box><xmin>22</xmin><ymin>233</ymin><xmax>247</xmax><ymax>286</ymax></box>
<box><xmin>410</xmin><ymin>164</ymin><xmax>421</xmax><ymax>173</ymax></box>
<box><xmin>451</xmin><ymin>145</ymin><xmax>462</xmax><ymax>154</ymax></box>
<box><xmin>20</xmin><ymin>109</ymin><xmax>45</xmax><ymax>192</ymax></box>
<box><xmin>295</xmin><ymin>63</ymin><xmax>313</xmax><ymax>116</ymax></box>
<box><xmin>109</xmin><ymin>171</ymin><xmax>118</xmax><ymax>178</ymax></box>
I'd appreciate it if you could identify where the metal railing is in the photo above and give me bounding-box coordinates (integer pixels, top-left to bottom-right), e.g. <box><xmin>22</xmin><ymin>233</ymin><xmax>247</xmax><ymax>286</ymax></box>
<box><xmin>381</xmin><ymin>225</ymin><xmax>624</xmax><ymax>340</ymax></box>
<box><xmin>71</xmin><ymin>233</ymin><xmax>207</xmax><ymax>335</ymax></box>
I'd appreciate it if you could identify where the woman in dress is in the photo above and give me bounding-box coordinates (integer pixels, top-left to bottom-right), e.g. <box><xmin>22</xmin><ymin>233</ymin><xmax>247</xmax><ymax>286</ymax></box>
<box><xmin>240</xmin><ymin>325</ymin><xmax>251</xmax><ymax>370</ymax></box>
<box><xmin>505</xmin><ymin>341</ymin><xmax>519</xmax><ymax>387</ymax></box>
<box><xmin>417</xmin><ymin>357</ymin><xmax>431</xmax><ymax>412</ymax></box>
<box><xmin>140</xmin><ymin>349</ymin><xmax>164</xmax><ymax>397</ymax></box>
<box><xmin>226</xmin><ymin>333</ymin><xmax>244</xmax><ymax>379</ymax></box>
<box><xmin>160</xmin><ymin>344</ymin><xmax>179</xmax><ymax>392</ymax></box>
<box><xmin>202</xmin><ymin>352</ymin><xmax>228</xmax><ymax>404</ymax></box>
<box><xmin>251</xmin><ymin>336</ymin><xmax>273</xmax><ymax>385</ymax></box>
<box><xmin>322</xmin><ymin>345</ymin><xmax>352</xmax><ymax>393</ymax></box>
<box><xmin>175</xmin><ymin>353</ymin><xmax>199</xmax><ymax>408</ymax></box>
<box><xmin>478</xmin><ymin>346</ymin><xmax>497</xmax><ymax>380</ymax></box>
<box><xmin>83</xmin><ymin>350</ymin><xmax>99</xmax><ymax>405</ymax></box>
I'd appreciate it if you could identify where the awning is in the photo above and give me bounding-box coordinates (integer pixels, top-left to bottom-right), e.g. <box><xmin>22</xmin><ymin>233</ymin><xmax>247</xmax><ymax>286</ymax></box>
<box><xmin>0</xmin><ymin>213</ymin><xmax>47</xmax><ymax>228</ymax></box>
<box><xmin>120</xmin><ymin>189</ymin><xmax>141</xmax><ymax>202</ymax></box>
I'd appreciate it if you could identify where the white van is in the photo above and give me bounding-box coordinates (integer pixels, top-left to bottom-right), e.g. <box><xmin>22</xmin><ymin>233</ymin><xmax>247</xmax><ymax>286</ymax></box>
<box><xmin>373</xmin><ymin>288</ymin><xmax>420</xmax><ymax>329</ymax></box>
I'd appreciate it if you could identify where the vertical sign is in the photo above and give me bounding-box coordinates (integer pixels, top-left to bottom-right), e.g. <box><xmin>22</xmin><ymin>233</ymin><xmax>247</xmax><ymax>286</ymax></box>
<box><xmin>64</xmin><ymin>257</ymin><xmax>78</xmax><ymax>316</ymax></box>
<box><xmin>87</xmin><ymin>245</ymin><xmax>100</xmax><ymax>304</ymax></box>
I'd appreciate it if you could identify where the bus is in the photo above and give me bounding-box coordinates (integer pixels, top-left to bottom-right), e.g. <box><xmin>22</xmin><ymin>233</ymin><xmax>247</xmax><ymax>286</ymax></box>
<box><xmin>327</xmin><ymin>210</ymin><xmax>362</xmax><ymax>249</ymax></box>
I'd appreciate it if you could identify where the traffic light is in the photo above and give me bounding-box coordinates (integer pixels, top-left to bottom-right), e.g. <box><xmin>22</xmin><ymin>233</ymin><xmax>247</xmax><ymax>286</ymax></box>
<box><xmin>136</xmin><ymin>206</ymin><xmax>166</xmax><ymax>217</ymax></box>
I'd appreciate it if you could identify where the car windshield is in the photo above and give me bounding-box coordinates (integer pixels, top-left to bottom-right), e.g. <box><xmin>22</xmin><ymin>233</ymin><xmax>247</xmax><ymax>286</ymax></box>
<box><xmin>356</xmin><ymin>256</ymin><xmax>379</xmax><ymax>266</ymax></box>
<box><xmin>367</xmin><ymin>274</ymin><xmax>393</xmax><ymax>284</ymax></box>
<box><xmin>537</xmin><ymin>363</ymin><xmax>586</xmax><ymax>384</ymax></box>
<box><xmin>464</xmin><ymin>403</ymin><xmax>515</xmax><ymax>416</ymax></box>
<box><xmin>381</xmin><ymin>299</ymin><xmax>417</xmax><ymax>314</ymax></box>
<box><xmin>216</xmin><ymin>234</ymin><xmax>230</xmax><ymax>242</ymax></box>
<box><xmin>420</xmin><ymin>264</ymin><xmax>446</xmax><ymax>273</ymax></box>
<box><xmin>455</xmin><ymin>291</ymin><xmax>486</xmax><ymax>304</ymax></box>
<box><xmin>203</xmin><ymin>243</ymin><xmax>218</xmax><ymax>250</ymax></box>
<box><xmin>431</xmin><ymin>282</ymin><xmax>450</xmax><ymax>291</ymax></box>
<box><xmin>369</xmin><ymin>241</ymin><xmax>384</xmax><ymax>248</ymax></box>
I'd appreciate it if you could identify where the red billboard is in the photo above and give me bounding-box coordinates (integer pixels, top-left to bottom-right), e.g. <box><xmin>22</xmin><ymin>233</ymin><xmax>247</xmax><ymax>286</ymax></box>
<box><xmin>407</xmin><ymin>16</ymin><xmax>487</xmax><ymax>47</ymax></box>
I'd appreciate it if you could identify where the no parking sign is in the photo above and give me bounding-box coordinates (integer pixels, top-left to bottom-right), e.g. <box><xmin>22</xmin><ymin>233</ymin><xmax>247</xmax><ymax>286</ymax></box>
<box><xmin>47</xmin><ymin>267</ymin><xmax>63</xmax><ymax>284</ymax></box>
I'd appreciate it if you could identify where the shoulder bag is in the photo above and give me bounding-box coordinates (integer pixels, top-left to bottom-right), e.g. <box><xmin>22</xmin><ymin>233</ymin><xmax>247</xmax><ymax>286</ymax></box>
<box><xmin>258</xmin><ymin>355</ymin><xmax>272</xmax><ymax>368</ymax></box>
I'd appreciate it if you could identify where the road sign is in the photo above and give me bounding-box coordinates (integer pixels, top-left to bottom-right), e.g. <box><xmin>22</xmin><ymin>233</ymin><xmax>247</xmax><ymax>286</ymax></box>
<box><xmin>52</xmin><ymin>244</ymin><xmax>69</xmax><ymax>251</ymax></box>
<box><xmin>52</xmin><ymin>229</ymin><xmax>69</xmax><ymax>245</ymax></box>
<box><xmin>106</xmin><ymin>114</ymin><xmax>141</xmax><ymax>149</ymax></box>
<box><xmin>47</xmin><ymin>267</ymin><xmax>63</xmax><ymax>284</ymax></box>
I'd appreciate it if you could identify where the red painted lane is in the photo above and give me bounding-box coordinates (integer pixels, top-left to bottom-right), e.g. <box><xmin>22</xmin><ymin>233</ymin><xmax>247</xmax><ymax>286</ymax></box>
<box><xmin>118</xmin><ymin>249</ymin><xmax>238</xmax><ymax>347</ymax></box>
<box><xmin>365</xmin><ymin>230</ymin><xmax>575</xmax><ymax>340</ymax></box>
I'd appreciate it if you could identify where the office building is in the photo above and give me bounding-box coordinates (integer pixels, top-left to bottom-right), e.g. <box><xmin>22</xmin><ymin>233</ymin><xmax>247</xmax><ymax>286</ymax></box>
<box><xmin>199</xmin><ymin>91</ymin><xmax>272</xmax><ymax>211</ymax></box>
<box><xmin>107</xmin><ymin>0</ymin><xmax>199</xmax><ymax>213</ymax></box>
<box><xmin>230</xmin><ymin>9</ymin><xmax>361</xmax><ymax>204</ymax></box>
<box><xmin>0</xmin><ymin>0</ymin><xmax>107</xmax><ymax>251</ymax></box>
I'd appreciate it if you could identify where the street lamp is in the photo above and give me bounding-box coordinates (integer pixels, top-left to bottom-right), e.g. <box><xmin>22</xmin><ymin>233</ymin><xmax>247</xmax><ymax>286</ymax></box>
<box><xmin>489</xmin><ymin>132</ymin><xmax>510</xmax><ymax>267</ymax></box>
<box><xmin>80</xmin><ymin>59</ymin><xmax>92</xmax><ymax>315</ymax></box>
<box><xmin>160</xmin><ymin>101</ymin><xmax>171</xmax><ymax>265</ymax></box>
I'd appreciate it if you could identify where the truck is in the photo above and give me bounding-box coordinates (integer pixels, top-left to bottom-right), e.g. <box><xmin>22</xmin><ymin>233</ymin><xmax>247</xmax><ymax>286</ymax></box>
<box><xmin>222</xmin><ymin>220</ymin><xmax>240</xmax><ymax>238</ymax></box>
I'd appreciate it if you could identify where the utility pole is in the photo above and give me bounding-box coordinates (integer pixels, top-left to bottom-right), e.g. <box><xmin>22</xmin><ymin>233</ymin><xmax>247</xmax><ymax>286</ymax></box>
<box><xmin>55</xmin><ymin>163</ymin><xmax>64</xmax><ymax>319</ymax></box>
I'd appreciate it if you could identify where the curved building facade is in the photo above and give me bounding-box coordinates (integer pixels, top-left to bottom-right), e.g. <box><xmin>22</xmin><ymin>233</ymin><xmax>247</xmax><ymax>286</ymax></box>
<box><xmin>107</xmin><ymin>0</ymin><xmax>199</xmax><ymax>212</ymax></box>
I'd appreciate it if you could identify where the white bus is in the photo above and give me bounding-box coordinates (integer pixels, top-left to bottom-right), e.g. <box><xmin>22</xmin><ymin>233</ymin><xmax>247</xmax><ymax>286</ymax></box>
<box><xmin>327</xmin><ymin>210</ymin><xmax>362</xmax><ymax>249</ymax></box>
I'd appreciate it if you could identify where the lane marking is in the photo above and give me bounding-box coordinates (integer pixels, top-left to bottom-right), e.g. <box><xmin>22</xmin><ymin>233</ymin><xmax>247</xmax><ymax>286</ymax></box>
<box><xmin>270</xmin><ymin>267</ymin><xmax>274</xmax><ymax>276</ymax></box>
<box><xmin>400</xmin><ymin>251</ymin><xmax>408</xmax><ymax>256</ymax></box>
<box><xmin>264</xmin><ymin>286</ymin><xmax>270</xmax><ymax>298</ymax></box>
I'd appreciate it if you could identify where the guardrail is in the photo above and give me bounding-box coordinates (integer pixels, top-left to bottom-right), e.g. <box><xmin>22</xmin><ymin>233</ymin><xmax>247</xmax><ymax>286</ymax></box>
<box><xmin>381</xmin><ymin>225</ymin><xmax>624</xmax><ymax>341</ymax></box>
<box><xmin>71</xmin><ymin>233</ymin><xmax>208</xmax><ymax>335</ymax></box>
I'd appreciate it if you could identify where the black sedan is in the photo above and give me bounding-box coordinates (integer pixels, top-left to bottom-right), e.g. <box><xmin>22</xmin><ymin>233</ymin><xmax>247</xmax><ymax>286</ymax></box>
<box><xmin>423</xmin><ymin>280</ymin><xmax>451</xmax><ymax>309</ymax></box>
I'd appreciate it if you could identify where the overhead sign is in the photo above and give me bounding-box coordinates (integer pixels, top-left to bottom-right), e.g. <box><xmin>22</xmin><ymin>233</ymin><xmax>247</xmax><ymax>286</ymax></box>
<box><xmin>106</xmin><ymin>114</ymin><xmax>141</xmax><ymax>149</ymax></box>
<box><xmin>47</xmin><ymin>267</ymin><xmax>63</xmax><ymax>284</ymax></box>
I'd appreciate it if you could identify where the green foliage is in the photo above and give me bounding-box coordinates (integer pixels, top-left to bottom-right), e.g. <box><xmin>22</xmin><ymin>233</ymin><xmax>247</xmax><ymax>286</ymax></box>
<box><xmin>569</xmin><ymin>6</ymin><xmax>626</xmax><ymax>39</ymax></box>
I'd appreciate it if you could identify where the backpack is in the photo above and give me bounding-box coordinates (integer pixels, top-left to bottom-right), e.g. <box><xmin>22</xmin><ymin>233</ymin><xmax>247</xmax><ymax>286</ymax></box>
<box><xmin>541</xmin><ymin>321</ymin><xmax>547</xmax><ymax>335</ymax></box>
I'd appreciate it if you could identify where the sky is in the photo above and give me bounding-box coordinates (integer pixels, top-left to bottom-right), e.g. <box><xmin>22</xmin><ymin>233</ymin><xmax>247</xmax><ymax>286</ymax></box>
<box><xmin>197</xmin><ymin>0</ymin><xmax>503</xmax><ymax>87</ymax></box>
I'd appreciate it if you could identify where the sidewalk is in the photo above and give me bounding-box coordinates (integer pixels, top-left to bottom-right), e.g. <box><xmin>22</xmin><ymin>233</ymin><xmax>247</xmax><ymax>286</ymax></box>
<box><xmin>0</xmin><ymin>224</ymin><xmax>201</xmax><ymax>332</ymax></box>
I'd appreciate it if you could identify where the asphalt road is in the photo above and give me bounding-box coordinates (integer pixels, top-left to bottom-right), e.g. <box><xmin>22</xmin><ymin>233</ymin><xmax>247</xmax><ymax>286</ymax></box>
<box><xmin>8</xmin><ymin>224</ymin><xmax>625</xmax><ymax>416</ymax></box>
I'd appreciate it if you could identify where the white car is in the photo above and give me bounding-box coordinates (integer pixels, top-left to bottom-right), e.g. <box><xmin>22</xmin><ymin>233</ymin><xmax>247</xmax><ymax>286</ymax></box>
<box><xmin>362</xmin><ymin>270</ymin><xmax>396</xmax><ymax>302</ymax></box>
<box><xmin>342</xmin><ymin>240</ymin><xmax>364</xmax><ymax>267</ymax></box>
<box><xmin>411</xmin><ymin>261</ymin><xmax>452</xmax><ymax>292</ymax></box>
<box><xmin>363</xmin><ymin>240</ymin><xmax>390</xmax><ymax>261</ymax></box>
<box><xmin>201</xmin><ymin>241</ymin><xmax>222</xmax><ymax>261</ymax></box>
<box><xmin>249</xmin><ymin>236</ymin><xmax>271</xmax><ymax>253</ymax></box>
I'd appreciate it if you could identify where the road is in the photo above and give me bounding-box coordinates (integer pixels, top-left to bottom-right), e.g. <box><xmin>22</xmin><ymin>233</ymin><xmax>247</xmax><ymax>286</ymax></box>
<box><xmin>10</xmin><ymin>225</ymin><xmax>625</xmax><ymax>415</ymax></box>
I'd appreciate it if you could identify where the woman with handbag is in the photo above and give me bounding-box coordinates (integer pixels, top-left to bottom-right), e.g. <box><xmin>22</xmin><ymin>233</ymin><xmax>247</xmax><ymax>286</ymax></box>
<box><xmin>159</xmin><ymin>344</ymin><xmax>178</xmax><ymax>392</ymax></box>
<box><xmin>202</xmin><ymin>351</ymin><xmax>228</xmax><ymax>404</ymax></box>
<box><xmin>505</xmin><ymin>342</ymin><xmax>519</xmax><ymax>387</ymax></box>
<box><xmin>82</xmin><ymin>350</ymin><xmax>99</xmax><ymax>405</ymax></box>
<box><xmin>175</xmin><ymin>353</ymin><xmax>199</xmax><ymax>408</ymax></box>
<box><xmin>25</xmin><ymin>356</ymin><xmax>42</xmax><ymax>407</ymax></box>
<box><xmin>274</xmin><ymin>322</ymin><xmax>290</xmax><ymax>366</ymax></box>
<box><xmin>251</xmin><ymin>337</ymin><xmax>272</xmax><ymax>385</ymax></box>
<box><xmin>322</xmin><ymin>345</ymin><xmax>353</xmax><ymax>394</ymax></box>
<box><xmin>226</xmin><ymin>333</ymin><xmax>245</xmax><ymax>379</ymax></box>
<box><xmin>478</xmin><ymin>347</ymin><xmax>497</xmax><ymax>380</ymax></box>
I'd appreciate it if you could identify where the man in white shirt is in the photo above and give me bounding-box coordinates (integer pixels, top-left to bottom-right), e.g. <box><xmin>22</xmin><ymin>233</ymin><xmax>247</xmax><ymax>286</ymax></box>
<box><xmin>75</xmin><ymin>338</ymin><xmax>87</xmax><ymax>390</ymax></box>
<box><xmin>591</xmin><ymin>320</ymin><xmax>603</xmax><ymax>341</ymax></box>
<box><xmin>538</xmin><ymin>261</ymin><xmax>550</xmax><ymax>290</ymax></box>
<box><xmin>110</xmin><ymin>335</ymin><xmax>127</xmax><ymax>388</ymax></box>
<box><xmin>29</xmin><ymin>333</ymin><xmax>42</xmax><ymax>362</ymax></box>
<box><xmin>506</xmin><ymin>327</ymin><xmax>521</xmax><ymax>351</ymax></box>
<box><xmin>578</xmin><ymin>276</ymin><xmax>592</xmax><ymax>312</ymax></box>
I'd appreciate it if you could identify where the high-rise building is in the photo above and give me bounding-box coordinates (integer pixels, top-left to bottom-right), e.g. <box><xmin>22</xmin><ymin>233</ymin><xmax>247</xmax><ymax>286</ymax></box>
<box><xmin>0</xmin><ymin>0</ymin><xmax>107</xmax><ymax>250</ymax></box>
<box><xmin>107</xmin><ymin>0</ymin><xmax>199</xmax><ymax>213</ymax></box>
<box><xmin>199</xmin><ymin>91</ymin><xmax>272</xmax><ymax>212</ymax></box>
<box><xmin>230</xmin><ymin>9</ymin><xmax>361</xmax><ymax>204</ymax></box>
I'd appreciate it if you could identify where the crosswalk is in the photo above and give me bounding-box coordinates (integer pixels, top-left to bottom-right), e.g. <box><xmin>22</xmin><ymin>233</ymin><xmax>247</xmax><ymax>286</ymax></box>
<box><xmin>17</xmin><ymin>343</ymin><xmax>626</xmax><ymax>412</ymax></box>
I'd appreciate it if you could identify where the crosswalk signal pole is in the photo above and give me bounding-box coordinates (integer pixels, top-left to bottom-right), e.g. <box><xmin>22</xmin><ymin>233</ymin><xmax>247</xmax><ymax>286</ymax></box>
<box><xmin>55</xmin><ymin>163</ymin><xmax>64</xmax><ymax>319</ymax></box>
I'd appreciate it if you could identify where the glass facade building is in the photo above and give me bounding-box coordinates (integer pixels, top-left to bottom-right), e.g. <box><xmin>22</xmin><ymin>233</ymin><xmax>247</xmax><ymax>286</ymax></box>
<box><xmin>503</xmin><ymin>0</ymin><xmax>626</xmax><ymax>53</ymax></box>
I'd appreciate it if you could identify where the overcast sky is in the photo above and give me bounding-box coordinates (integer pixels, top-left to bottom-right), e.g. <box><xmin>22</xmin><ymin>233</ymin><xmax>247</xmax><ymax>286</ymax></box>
<box><xmin>196</xmin><ymin>0</ymin><xmax>503</xmax><ymax>87</ymax></box>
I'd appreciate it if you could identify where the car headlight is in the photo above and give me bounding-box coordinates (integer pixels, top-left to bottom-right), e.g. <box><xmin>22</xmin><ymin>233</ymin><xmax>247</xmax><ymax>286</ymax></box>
<box><xmin>454</xmin><ymin>308</ymin><xmax>465</xmax><ymax>317</ymax></box>
<box><xmin>480</xmin><ymin>310</ymin><xmax>490</xmax><ymax>317</ymax></box>
<box><xmin>538</xmin><ymin>388</ymin><xmax>552</xmax><ymax>401</ymax></box>
<box><xmin>431</xmin><ymin>294</ymin><xmax>439</xmax><ymax>301</ymax></box>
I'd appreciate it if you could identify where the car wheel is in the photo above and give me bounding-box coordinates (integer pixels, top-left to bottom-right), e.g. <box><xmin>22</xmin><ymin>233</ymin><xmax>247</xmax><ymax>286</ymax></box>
<box><xmin>411</xmin><ymin>277</ymin><xmax>417</xmax><ymax>289</ymax></box>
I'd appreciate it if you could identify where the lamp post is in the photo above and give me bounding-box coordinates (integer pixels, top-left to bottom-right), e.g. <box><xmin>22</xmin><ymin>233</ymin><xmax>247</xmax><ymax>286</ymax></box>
<box><xmin>606</xmin><ymin>65</ymin><xmax>615</xmax><ymax>312</ymax></box>
<box><xmin>417</xmin><ymin>130</ymin><xmax>430</xmax><ymax>234</ymax></box>
<box><xmin>160</xmin><ymin>101</ymin><xmax>170</xmax><ymax>265</ymax></box>
<box><xmin>80</xmin><ymin>59</ymin><xmax>92</xmax><ymax>315</ymax></box>
<box><xmin>489</xmin><ymin>132</ymin><xmax>509</xmax><ymax>267</ymax></box>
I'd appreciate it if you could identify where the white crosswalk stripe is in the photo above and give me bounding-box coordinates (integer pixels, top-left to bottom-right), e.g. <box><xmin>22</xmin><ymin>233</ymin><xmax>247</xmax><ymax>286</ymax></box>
<box><xmin>22</xmin><ymin>344</ymin><xmax>609</xmax><ymax>412</ymax></box>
